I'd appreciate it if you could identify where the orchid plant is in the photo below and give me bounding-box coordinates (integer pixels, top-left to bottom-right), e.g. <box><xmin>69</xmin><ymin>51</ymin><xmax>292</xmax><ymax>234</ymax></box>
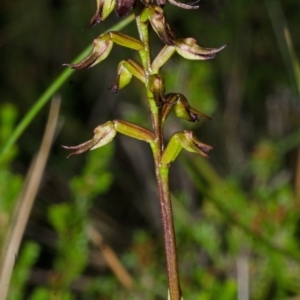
<box><xmin>63</xmin><ymin>0</ymin><xmax>226</xmax><ymax>299</ymax></box>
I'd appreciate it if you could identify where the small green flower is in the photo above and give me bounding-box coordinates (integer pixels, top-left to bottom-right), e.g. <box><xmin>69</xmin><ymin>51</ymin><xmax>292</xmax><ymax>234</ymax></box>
<box><xmin>162</xmin><ymin>93</ymin><xmax>211</xmax><ymax>123</ymax></box>
<box><xmin>162</xmin><ymin>130</ymin><xmax>214</xmax><ymax>164</ymax></box>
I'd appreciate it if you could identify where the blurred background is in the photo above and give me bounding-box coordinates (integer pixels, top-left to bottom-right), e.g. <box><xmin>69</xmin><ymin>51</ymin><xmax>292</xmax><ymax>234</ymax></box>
<box><xmin>1</xmin><ymin>0</ymin><xmax>300</xmax><ymax>299</ymax></box>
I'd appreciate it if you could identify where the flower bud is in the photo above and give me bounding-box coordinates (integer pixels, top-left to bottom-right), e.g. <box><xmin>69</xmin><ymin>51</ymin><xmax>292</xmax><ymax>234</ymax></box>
<box><xmin>173</xmin><ymin>94</ymin><xmax>210</xmax><ymax>122</ymax></box>
<box><xmin>148</xmin><ymin>74</ymin><xmax>165</xmax><ymax>105</ymax></box>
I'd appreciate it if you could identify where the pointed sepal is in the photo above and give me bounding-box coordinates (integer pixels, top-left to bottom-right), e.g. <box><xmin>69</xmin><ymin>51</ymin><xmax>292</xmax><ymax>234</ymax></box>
<box><xmin>174</xmin><ymin>38</ymin><xmax>228</xmax><ymax>60</ymax></box>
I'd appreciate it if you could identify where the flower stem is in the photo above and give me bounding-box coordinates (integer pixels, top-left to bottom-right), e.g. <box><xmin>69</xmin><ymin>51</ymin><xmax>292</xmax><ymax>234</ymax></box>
<box><xmin>135</xmin><ymin>6</ymin><xmax>181</xmax><ymax>300</ymax></box>
<box><xmin>156</xmin><ymin>165</ymin><xmax>181</xmax><ymax>300</ymax></box>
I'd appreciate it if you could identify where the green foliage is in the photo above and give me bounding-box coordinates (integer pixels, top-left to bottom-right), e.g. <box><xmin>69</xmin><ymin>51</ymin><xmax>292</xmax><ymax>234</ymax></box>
<box><xmin>29</xmin><ymin>288</ymin><xmax>50</xmax><ymax>300</ymax></box>
<box><xmin>0</xmin><ymin>104</ymin><xmax>23</xmax><ymax>245</ymax></box>
<box><xmin>0</xmin><ymin>104</ymin><xmax>19</xmax><ymax>166</ymax></box>
<box><xmin>0</xmin><ymin>104</ymin><xmax>22</xmax><ymax>206</ymax></box>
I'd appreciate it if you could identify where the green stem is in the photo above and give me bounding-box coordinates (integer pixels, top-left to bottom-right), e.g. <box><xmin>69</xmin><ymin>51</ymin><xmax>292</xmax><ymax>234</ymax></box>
<box><xmin>135</xmin><ymin>7</ymin><xmax>181</xmax><ymax>300</ymax></box>
<box><xmin>0</xmin><ymin>15</ymin><xmax>134</xmax><ymax>165</ymax></box>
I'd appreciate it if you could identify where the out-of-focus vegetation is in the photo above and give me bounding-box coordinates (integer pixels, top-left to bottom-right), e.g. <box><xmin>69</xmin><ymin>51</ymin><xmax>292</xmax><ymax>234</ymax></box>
<box><xmin>0</xmin><ymin>0</ymin><xmax>300</xmax><ymax>299</ymax></box>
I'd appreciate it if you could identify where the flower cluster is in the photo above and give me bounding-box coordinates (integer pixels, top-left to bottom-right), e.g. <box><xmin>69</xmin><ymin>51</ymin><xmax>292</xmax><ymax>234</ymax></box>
<box><xmin>63</xmin><ymin>0</ymin><xmax>226</xmax><ymax>160</ymax></box>
<box><xmin>64</xmin><ymin>1</ymin><xmax>226</xmax><ymax>299</ymax></box>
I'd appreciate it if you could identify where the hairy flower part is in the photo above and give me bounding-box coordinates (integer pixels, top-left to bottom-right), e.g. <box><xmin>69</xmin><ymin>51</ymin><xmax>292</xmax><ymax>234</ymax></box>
<box><xmin>162</xmin><ymin>93</ymin><xmax>211</xmax><ymax>123</ymax></box>
<box><xmin>115</xmin><ymin>0</ymin><xmax>135</xmax><ymax>17</ymax></box>
<box><xmin>174</xmin><ymin>38</ymin><xmax>228</xmax><ymax>60</ymax></box>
